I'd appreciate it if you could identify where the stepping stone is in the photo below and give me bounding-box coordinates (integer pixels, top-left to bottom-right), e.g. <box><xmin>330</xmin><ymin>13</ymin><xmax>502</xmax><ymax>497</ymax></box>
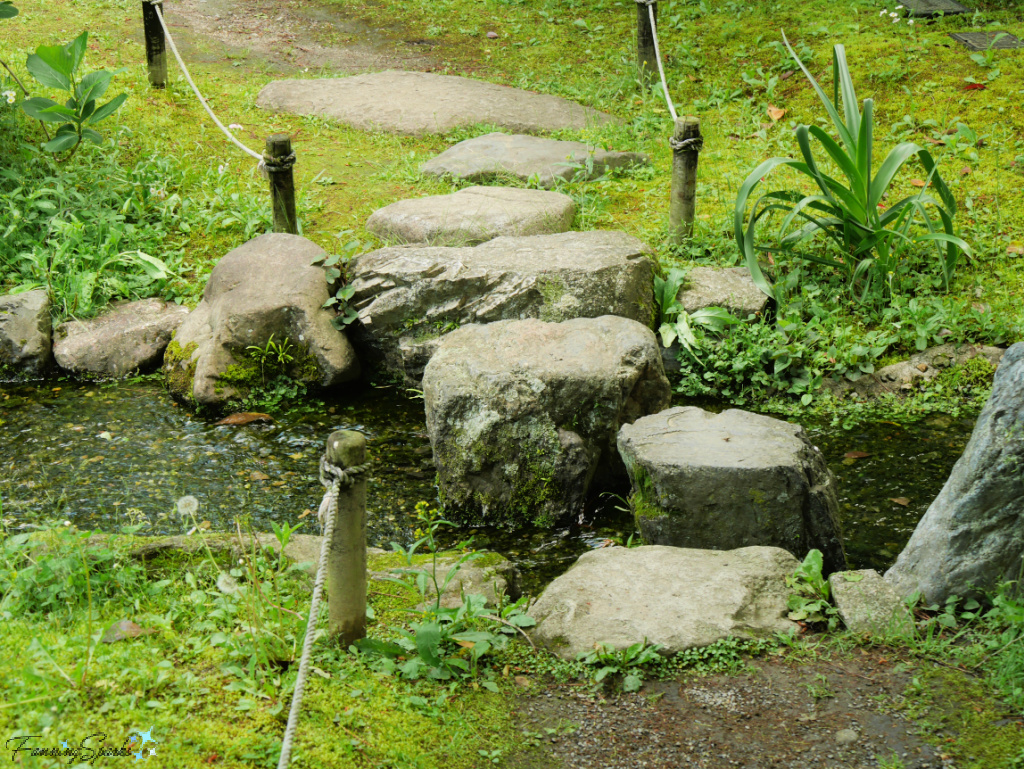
<box><xmin>347</xmin><ymin>231</ymin><xmax>657</xmax><ymax>384</ymax></box>
<box><xmin>423</xmin><ymin>316</ymin><xmax>671</xmax><ymax>527</ymax></box>
<box><xmin>949</xmin><ymin>31</ymin><xmax>1024</xmax><ymax>51</ymax></box>
<box><xmin>421</xmin><ymin>133</ymin><xmax>649</xmax><ymax>189</ymax></box>
<box><xmin>365</xmin><ymin>186</ymin><xmax>575</xmax><ymax>246</ymax></box>
<box><xmin>0</xmin><ymin>290</ymin><xmax>52</xmax><ymax>380</ymax></box>
<box><xmin>529</xmin><ymin>545</ymin><xmax>798</xmax><ymax>658</ymax></box>
<box><xmin>617</xmin><ymin>406</ymin><xmax>847</xmax><ymax>575</ymax></box>
<box><xmin>829</xmin><ymin>570</ymin><xmax>914</xmax><ymax>636</ymax></box>
<box><xmin>256</xmin><ymin>71</ymin><xmax>615</xmax><ymax>135</ymax></box>
<box><xmin>902</xmin><ymin>0</ymin><xmax>969</xmax><ymax>17</ymax></box>
<box><xmin>677</xmin><ymin>266</ymin><xmax>768</xmax><ymax>319</ymax></box>
<box><xmin>54</xmin><ymin>299</ymin><xmax>189</xmax><ymax>379</ymax></box>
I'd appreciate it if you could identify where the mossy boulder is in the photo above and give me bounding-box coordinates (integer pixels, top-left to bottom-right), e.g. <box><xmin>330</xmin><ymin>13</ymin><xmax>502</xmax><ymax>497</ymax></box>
<box><xmin>162</xmin><ymin>233</ymin><xmax>360</xmax><ymax>410</ymax></box>
<box><xmin>348</xmin><ymin>230</ymin><xmax>656</xmax><ymax>386</ymax></box>
<box><xmin>617</xmin><ymin>406</ymin><xmax>847</xmax><ymax>575</ymax></box>
<box><xmin>423</xmin><ymin>316</ymin><xmax>670</xmax><ymax>527</ymax></box>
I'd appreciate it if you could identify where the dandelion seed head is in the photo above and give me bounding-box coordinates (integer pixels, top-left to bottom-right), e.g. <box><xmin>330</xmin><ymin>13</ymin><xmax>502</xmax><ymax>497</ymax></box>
<box><xmin>177</xmin><ymin>495</ymin><xmax>200</xmax><ymax>517</ymax></box>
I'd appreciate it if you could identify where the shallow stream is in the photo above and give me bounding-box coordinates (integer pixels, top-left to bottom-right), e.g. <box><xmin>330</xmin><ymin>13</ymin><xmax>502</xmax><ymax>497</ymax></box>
<box><xmin>0</xmin><ymin>379</ymin><xmax>973</xmax><ymax>592</ymax></box>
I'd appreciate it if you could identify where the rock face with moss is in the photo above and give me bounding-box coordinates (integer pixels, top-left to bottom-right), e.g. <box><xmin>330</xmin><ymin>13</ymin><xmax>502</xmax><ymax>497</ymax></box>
<box><xmin>529</xmin><ymin>545</ymin><xmax>798</xmax><ymax>658</ymax></box>
<box><xmin>348</xmin><ymin>230</ymin><xmax>656</xmax><ymax>385</ymax></box>
<box><xmin>422</xmin><ymin>316</ymin><xmax>670</xmax><ymax>527</ymax></box>
<box><xmin>618</xmin><ymin>407</ymin><xmax>847</xmax><ymax>575</ymax></box>
<box><xmin>0</xmin><ymin>290</ymin><xmax>52</xmax><ymax>380</ymax></box>
<box><xmin>885</xmin><ymin>342</ymin><xmax>1024</xmax><ymax>603</ymax></box>
<box><xmin>54</xmin><ymin>298</ymin><xmax>189</xmax><ymax>378</ymax></box>
<box><xmin>163</xmin><ymin>233</ymin><xmax>360</xmax><ymax>410</ymax></box>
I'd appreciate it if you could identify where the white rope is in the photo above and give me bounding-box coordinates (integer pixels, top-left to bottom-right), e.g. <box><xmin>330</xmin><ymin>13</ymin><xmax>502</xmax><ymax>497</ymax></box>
<box><xmin>148</xmin><ymin>0</ymin><xmax>265</xmax><ymax>169</ymax></box>
<box><xmin>643</xmin><ymin>2</ymin><xmax>678</xmax><ymax>121</ymax></box>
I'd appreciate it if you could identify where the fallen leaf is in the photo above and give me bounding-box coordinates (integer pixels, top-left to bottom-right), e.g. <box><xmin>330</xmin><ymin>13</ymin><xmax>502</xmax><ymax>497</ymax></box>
<box><xmin>312</xmin><ymin>667</ymin><xmax>332</xmax><ymax>679</ymax></box>
<box><xmin>456</xmin><ymin>640</ymin><xmax>476</xmax><ymax>649</ymax></box>
<box><xmin>890</xmin><ymin>497</ymin><xmax>911</xmax><ymax>506</ymax></box>
<box><xmin>767</xmin><ymin>105</ymin><xmax>786</xmax><ymax>122</ymax></box>
<box><xmin>298</xmin><ymin>509</ymin><xmax>313</xmax><ymax>519</ymax></box>
<box><xmin>924</xmin><ymin>137</ymin><xmax>946</xmax><ymax>146</ymax></box>
<box><xmin>97</xmin><ymin>431</ymin><xmax>113</xmax><ymax>440</ymax></box>
<box><xmin>289</xmin><ymin>453</ymin><xmax>305</xmax><ymax>460</ymax></box>
<box><xmin>249</xmin><ymin>471</ymin><xmax>270</xmax><ymax>481</ymax></box>
<box><xmin>780</xmin><ymin>69</ymin><xmax>796</xmax><ymax>80</ymax></box>
<box><xmin>1007</xmin><ymin>244</ymin><xmax>1024</xmax><ymax>255</ymax></box>
<box><xmin>514</xmin><ymin>675</ymin><xmax>532</xmax><ymax>688</ymax></box>
<box><xmin>102</xmin><ymin>619</ymin><xmax>157</xmax><ymax>644</ymax></box>
<box><xmin>215</xmin><ymin>412</ymin><xmax>273</xmax><ymax>426</ymax></box>
<box><xmin>843</xmin><ymin>451</ymin><xmax>871</xmax><ymax>459</ymax></box>
<box><xmin>963</xmin><ymin>83</ymin><xmax>986</xmax><ymax>91</ymax></box>
<box><xmin>272</xmin><ymin>480</ymin><xmax>287</xmax><ymax>487</ymax></box>
<box><xmin>910</xmin><ymin>179</ymin><xmax>927</xmax><ymax>188</ymax></box>
<box><xmin>961</xmin><ymin>166</ymin><xmax>971</xmax><ymax>176</ymax></box>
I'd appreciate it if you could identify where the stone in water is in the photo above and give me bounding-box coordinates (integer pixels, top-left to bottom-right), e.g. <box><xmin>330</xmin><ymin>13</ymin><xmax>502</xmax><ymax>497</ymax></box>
<box><xmin>902</xmin><ymin>0</ymin><xmax>969</xmax><ymax>17</ymax></box>
<box><xmin>949</xmin><ymin>31</ymin><xmax>1024</xmax><ymax>51</ymax></box>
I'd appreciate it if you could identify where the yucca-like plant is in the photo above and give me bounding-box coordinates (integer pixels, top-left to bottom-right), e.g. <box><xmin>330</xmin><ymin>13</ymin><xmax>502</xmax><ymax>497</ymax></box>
<box><xmin>735</xmin><ymin>33</ymin><xmax>971</xmax><ymax>302</ymax></box>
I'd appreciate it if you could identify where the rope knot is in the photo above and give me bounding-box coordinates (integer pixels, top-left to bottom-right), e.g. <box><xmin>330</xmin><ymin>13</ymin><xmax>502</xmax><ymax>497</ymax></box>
<box><xmin>670</xmin><ymin>135</ymin><xmax>703</xmax><ymax>154</ymax></box>
<box><xmin>317</xmin><ymin>456</ymin><xmax>370</xmax><ymax>529</ymax></box>
<box><xmin>262</xmin><ymin>151</ymin><xmax>297</xmax><ymax>172</ymax></box>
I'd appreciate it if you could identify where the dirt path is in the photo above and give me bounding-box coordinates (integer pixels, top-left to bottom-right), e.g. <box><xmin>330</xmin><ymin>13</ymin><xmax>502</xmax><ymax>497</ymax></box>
<box><xmin>510</xmin><ymin>650</ymin><xmax>959</xmax><ymax>769</ymax></box>
<box><xmin>161</xmin><ymin>0</ymin><xmax>435</xmax><ymax>75</ymax></box>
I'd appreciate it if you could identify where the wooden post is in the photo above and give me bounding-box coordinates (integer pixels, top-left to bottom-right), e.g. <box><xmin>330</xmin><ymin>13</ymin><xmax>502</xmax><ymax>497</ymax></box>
<box><xmin>636</xmin><ymin>0</ymin><xmax>658</xmax><ymax>89</ymax></box>
<box><xmin>324</xmin><ymin>430</ymin><xmax>367</xmax><ymax>646</ymax></box>
<box><xmin>265</xmin><ymin>134</ymin><xmax>298</xmax><ymax>235</ymax></box>
<box><xmin>141</xmin><ymin>0</ymin><xmax>167</xmax><ymax>88</ymax></box>
<box><xmin>669</xmin><ymin>116</ymin><xmax>701</xmax><ymax>244</ymax></box>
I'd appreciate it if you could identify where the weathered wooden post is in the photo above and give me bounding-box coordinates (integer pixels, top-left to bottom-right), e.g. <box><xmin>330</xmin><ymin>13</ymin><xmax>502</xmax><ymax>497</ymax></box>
<box><xmin>264</xmin><ymin>134</ymin><xmax>298</xmax><ymax>235</ymax></box>
<box><xmin>324</xmin><ymin>430</ymin><xmax>366</xmax><ymax>646</ymax></box>
<box><xmin>141</xmin><ymin>0</ymin><xmax>167</xmax><ymax>88</ymax></box>
<box><xmin>669</xmin><ymin>116</ymin><xmax>702</xmax><ymax>244</ymax></box>
<box><xmin>635</xmin><ymin>0</ymin><xmax>658</xmax><ymax>88</ymax></box>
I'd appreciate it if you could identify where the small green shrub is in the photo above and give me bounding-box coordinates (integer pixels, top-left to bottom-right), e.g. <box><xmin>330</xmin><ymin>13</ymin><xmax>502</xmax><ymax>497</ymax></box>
<box><xmin>786</xmin><ymin>549</ymin><xmax>840</xmax><ymax>630</ymax></box>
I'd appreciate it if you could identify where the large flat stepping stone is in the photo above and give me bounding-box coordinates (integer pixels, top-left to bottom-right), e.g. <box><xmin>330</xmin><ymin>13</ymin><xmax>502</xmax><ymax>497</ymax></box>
<box><xmin>365</xmin><ymin>186</ymin><xmax>575</xmax><ymax>246</ymax></box>
<box><xmin>530</xmin><ymin>545</ymin><xmax>798</xmax><ymax>658</ymax></box>
<box><xmin>164</xmin><ymin>233</ymin><xmax>360</xmax><ymax>410</ymax></box>
<box><xmin>348</xmin><ymin>231</ymin><xmax>656</xmax><ymax>384</ymax></box>
<box><xmin>54</xmin><ymin>299</ymin><xmax>189</xmax><ymax>378</ymax></box>
<box><xmin>423</xmin><ymin>316</ymin><xmax>671</xmax><ymax>527</ymax></box>
<box><xmin>886</xmin><ymin>342</ymin><xmax>1024</xmax><ymax>604</ymax></box>
<box><xmin>256</xmin><ymin>71</ymin><xmax>615</xmax><ymax>135</ymax></box>
<box><xmin>0</xmin><ymin>290</ymin><xmax>51</xmax><ymax>380</ymax></box>
<box><xmin>617</xmin><ymin>406</ymin><xmax>847</xmax><ymax>574</ymax></box>
<box><xmin>421</xmin><ymin>133</ymin><xmax>649</xmax><ymax>189</ymax></box>
<box><xmin>903</xmin><ymin>0</ymin><xmax>969</xmax><ymax>17</ymax></box>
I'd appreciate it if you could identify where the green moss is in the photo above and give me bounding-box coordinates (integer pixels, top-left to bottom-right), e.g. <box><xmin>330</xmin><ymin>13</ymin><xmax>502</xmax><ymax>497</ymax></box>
<box><xmin>537</xmin><ymin>276</ymin><xmax>568</xmax><ymax>322</ymax></box>
<box><xmin>163</xmin><ymin>339</ymin><xmax>198</xmax><ymax>401</ymax></box>
<box><xmin>627</xmin><ymin>463</ymin><xmax>669</xmax><ymax>523</ymax></box>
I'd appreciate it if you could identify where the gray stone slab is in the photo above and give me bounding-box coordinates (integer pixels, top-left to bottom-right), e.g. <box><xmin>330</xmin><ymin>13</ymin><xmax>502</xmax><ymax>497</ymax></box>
<box><xmin>903</xmin><ymin>0</ymin><xmax>969</xmax><ymax>18</ymax></box>
<box><xmin>365</xmin><ymin>186</ymin><xmax>575</xmax><ymax>246</ymax></box>
<box><xmin>256</xmin><ymin>71</ymin><xmax>616</xmax><ymax>135</ymax></box>
<box><xmin>0</xmin><ymin>290</ymin><xmax>52</xmax><ymax>379</ymax></box>
<box><xmin>421</xmin><ymin>133</ymin><xmax>649</xmax><ymax>189</ymax></box>
<box><xmin>829</xmin><ymin>569</ymin><xmax>914</xmax><ymax>636</ymax></box>
<box><xmin>677</xmin><ymin>266</ymin><xmax>768</xmax><ymax>319</ymax></box>
<box><xmin>949</xmin><ymin>31</ymin><xmax>1023</xmax><ymax>51</ymax></box>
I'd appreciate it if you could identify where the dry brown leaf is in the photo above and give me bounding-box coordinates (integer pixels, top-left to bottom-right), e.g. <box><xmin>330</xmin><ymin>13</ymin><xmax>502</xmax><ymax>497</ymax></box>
<box><xmin>961</xmin><ymin>166</ymin><xmax>972</xmax><ymax>176</ymax></box>
<box><xmin>298</xmin><ymin>509</ymin><xmax>313</xmax><ymax>519</ymax></box>
<box><xmin>890</xmin><ymin>497</ymin><xmax>911</xmax><ymax>507</ymax></box>
<box><xmin>843</xmin><ymin>451</ymin><xmax>871</xmax><ymax>459</ymax></box>
<box><xmin>249</xmin><ymin>471</ymin><xmax>270</xmax><ymax>481</ymax></box>
<box><xmin>1007</xmin><ymin>244</ymin><xmax>1024</xmax><ymax>255</ymax></box>
<box><xmin>910</xmin><ymin>179</ymin><xmax>927</xmax><ymax>188</ymax></box>
<box><xmin>767</xmin><ymin>105</ymin><xmax>786</xmax><ymax>122</ymax></box>
<box><xmin>216</xmin><ymin>412</ymin><xmax>273</xmax><ymax>426</ymax></box>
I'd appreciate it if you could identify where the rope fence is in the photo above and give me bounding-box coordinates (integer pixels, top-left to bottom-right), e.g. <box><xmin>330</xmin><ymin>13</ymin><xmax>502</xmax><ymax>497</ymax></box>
<box><xmin>142</xmin><ymin>0</ymin><xmax>298</xmax><ymax>233</ymax></box>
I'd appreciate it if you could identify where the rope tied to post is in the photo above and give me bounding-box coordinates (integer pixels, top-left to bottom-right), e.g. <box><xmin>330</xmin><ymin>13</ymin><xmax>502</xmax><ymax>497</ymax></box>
<box><xmin>669</xmin><ymin>135</ymin><xmax>704</xmax><ymax>154</ymax></box>
<box><xmin>276</xmin><ymin>453</ymin><xmax>369</xmax><ymax>769</ymax></box>
<box><xmin>262</xmin><ymin>150</ymin><xmax>297</xmax><ymax>172</ymax></box>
